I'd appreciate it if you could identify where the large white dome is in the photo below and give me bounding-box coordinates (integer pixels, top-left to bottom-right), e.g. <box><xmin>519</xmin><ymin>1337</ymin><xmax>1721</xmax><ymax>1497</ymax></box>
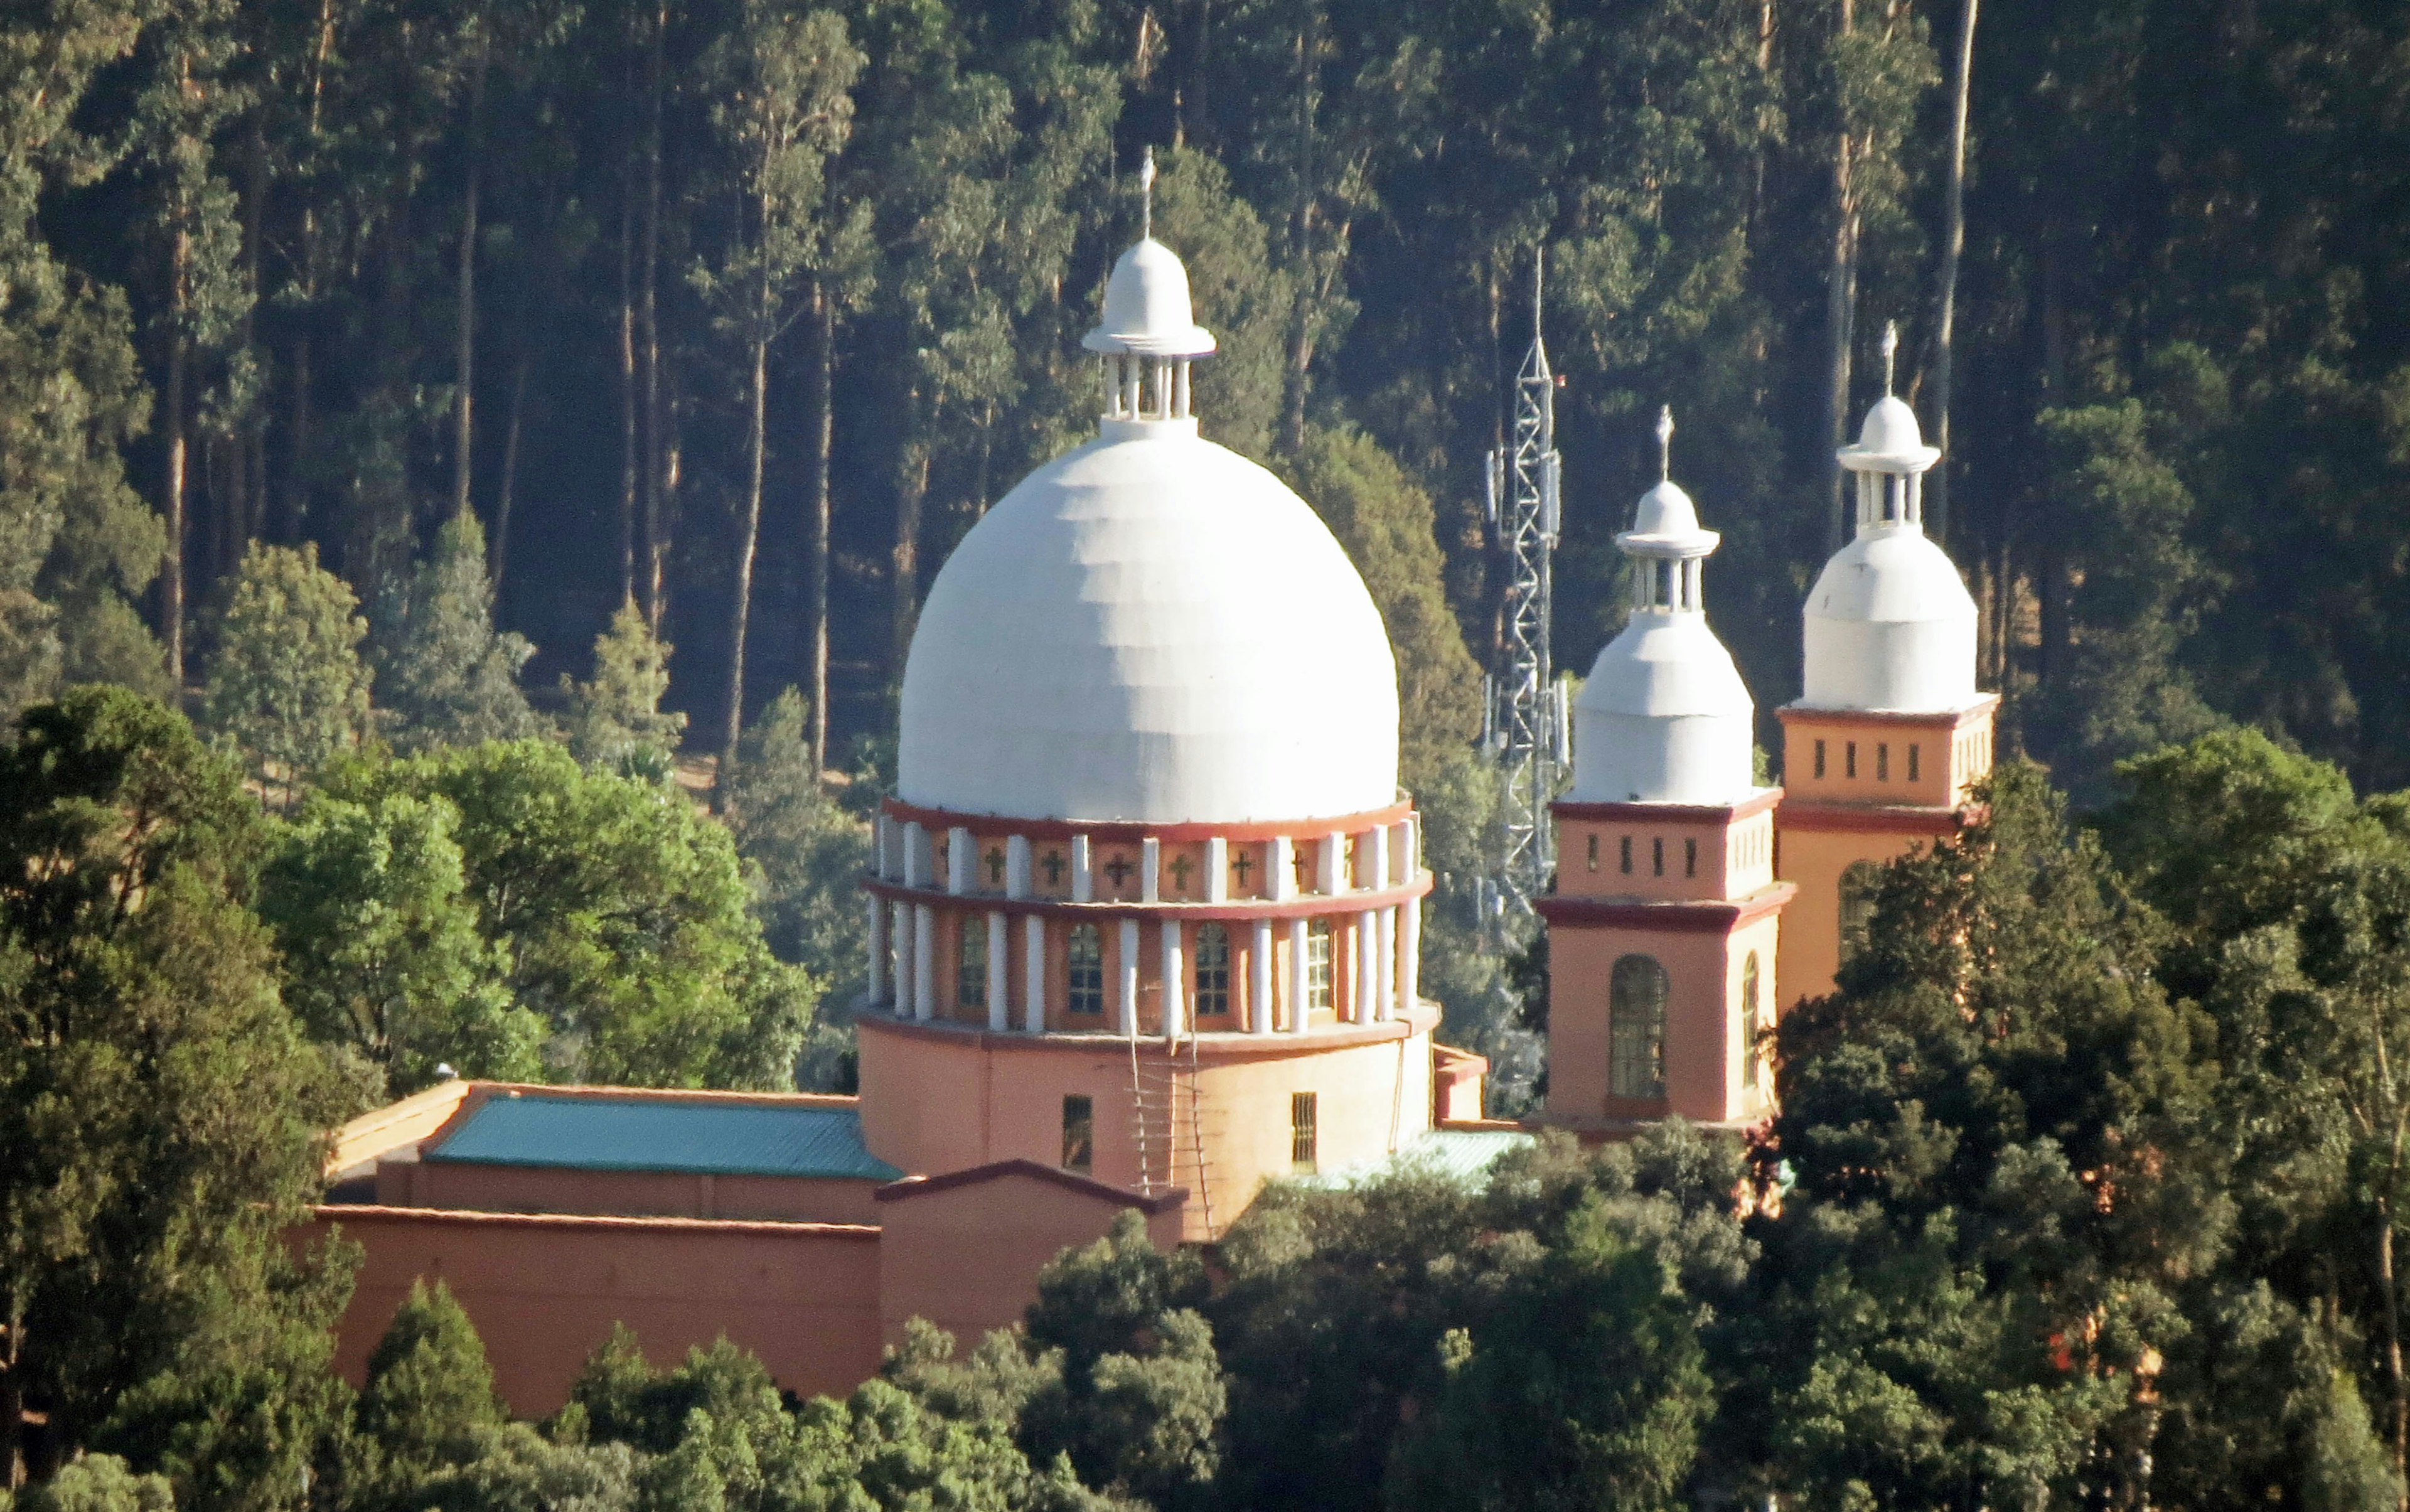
<box><xmin>1801</xmin><ymin>527</ymin><xmax>1978</xmax><ymax>710</ymax></box>
<box><xmin>897</xmin><ymin>419</ymin><xmax>1399</xmax><ymax>823</ymax></box>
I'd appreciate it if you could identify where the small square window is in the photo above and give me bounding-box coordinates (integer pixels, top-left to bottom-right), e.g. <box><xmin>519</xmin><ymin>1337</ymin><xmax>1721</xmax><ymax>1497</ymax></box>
<box><xmin>1061</xmin><ymin>1095</ymin><xmax>1093</xmax><ymax>1172</ymax></box>
<box><xmin>1291</xmin><ymin>1092</ymin><xmax>1319</xmax><ymax>1172</ymax></box>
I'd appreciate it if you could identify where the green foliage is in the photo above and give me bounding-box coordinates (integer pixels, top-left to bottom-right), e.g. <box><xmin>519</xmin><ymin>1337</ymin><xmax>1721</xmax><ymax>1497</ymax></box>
<box><xmin>259</xmin><ymin>788</ymin><xmax>538</xmax><ymax>1096</ymax></box>
<box><xmin>13</xmin><ymin>1457</ymin><xmax>173</xmax><ymax>1512</ymax></box>
<box><xmin>721</xmin><ymin>689</ymin><xmax>870</xmax><ymax>1088</ymax></box>
<box><xmin>351</xmin><ymin>1281</ymin><xmax>506</xmax><ymax>1504</ymax></box>
<box><xmin>0</xmin><ymin>688</ymin><xmax>358</xmax><ymax>1489</ymax></box>
<box><xmin>562</xmin><ymin>602</ymin><xmax>686</xmax><ymax>774</ymax></box>
<box><xmin>201</xmin><ymin>543</ymin><xmax>373</xmax><ymax>810</ymax></box>
<box><xmin>405</xmin><ymin>1425</ymin><xmax>641</xmax><ymax>1512</ymax></box>
<box><xmin>322</xmin><ymin>740</ymin><xmax>814</xmax><ymax>1088</ymax></box>
<box><xmin>375</xmin><ymin>514</ymin><xmax>541</xmax><ymax>755</ymax></box>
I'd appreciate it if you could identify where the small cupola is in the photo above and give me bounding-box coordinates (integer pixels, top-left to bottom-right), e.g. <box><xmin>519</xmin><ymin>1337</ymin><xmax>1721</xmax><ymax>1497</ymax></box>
<box><xmin>1836</xmin><ymin>323</ymin><xmax>1941</xmax><ymax>535</ymax></box>
<box><xmin>1082</xmin><ymin>149</ymin><xmax>1215</xmax><ymax>427</ymax></box>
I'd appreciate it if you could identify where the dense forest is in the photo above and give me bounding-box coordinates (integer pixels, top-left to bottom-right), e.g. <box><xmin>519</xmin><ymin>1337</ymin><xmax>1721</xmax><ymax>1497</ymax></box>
<box><xmin>9</xmin><ymin>0</ymin><xmax>2410</xmax><ymax>805</ymax></box>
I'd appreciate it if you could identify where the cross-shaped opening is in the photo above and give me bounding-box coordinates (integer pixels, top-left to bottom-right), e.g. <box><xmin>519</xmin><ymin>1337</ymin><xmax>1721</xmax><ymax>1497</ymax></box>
<box><xmin>1042</xmin><ymin>851</ymin><xmax>1065</xmax><ymax>886</ymax></box>
<box><xmin>1231</xmin><ymin>850</ymin><xmax>1254</xmax><ymax>887</ymax></box>
<box><xmin>1167</xmin><ymin>854</ymin><xmax>1194</xmax><ymax>893</ymax></box>
<box><xmin>984</xmin><ymin>848</ymin><xmax>1005</xmax><ymax>885</ymax></box>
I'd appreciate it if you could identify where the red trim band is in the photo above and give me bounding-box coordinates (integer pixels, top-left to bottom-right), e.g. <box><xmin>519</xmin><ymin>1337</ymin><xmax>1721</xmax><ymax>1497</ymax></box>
<box><xmin>1553</xmin><ymin>788</ymin><xmax>1784</xmax><ymax>825</ymax></box>
<box><xmin>1534</xmin><ymin>882</ymin><xmax>1796</xmax><ymax>934</ymax></box>
<box><xmin>860</xmin><ymin>873</ymin><xmax>1432</xmax><ymax>921</ymax></box>
<box><xmin>1777</xmin><ymin>694</ymin><xmax>2000</xmax><ymax>731</ymax></box>
<box><xmin>879</xmin><ymin>796</ymin><xmax>1415</xmax><ymax>845</ymax></box>
<box><xmin>1778</xmin><ymin>800</ymin><xmax>1973</xmax><ymax>835</ymax></box>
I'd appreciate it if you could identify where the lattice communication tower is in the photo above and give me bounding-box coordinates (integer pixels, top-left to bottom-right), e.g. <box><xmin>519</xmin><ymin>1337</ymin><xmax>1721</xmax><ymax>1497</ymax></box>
<box><xmin>1483</xmin><ymin>253</ymin><xmax>1566</xmax><ymax>925</ymax></box>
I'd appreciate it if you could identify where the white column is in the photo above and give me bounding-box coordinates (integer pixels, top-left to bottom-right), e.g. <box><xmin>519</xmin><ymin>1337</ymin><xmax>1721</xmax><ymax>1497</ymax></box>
<box><xmin>1400</xmin><ymin>897</ymin><xmax>1421</xmax><ymax>1009</ymax></box>
<box><xmin>1364</xmin><ymin>825</ymin><xmax>1390</xmax><ymax>893</ymax></box>
<box><xmin>947</xmin><ymin>827</ymin><xmax>973</xmax><ymax>894</ymax></box>
<box><xmin>1391</xmin><ymin>818</ymin><xmax>1417</xmax><ymax>886</ymax></box>
<box><xmin>1160</xmin><ymin>920</ymin><xmax>1185</xmax><ymax>1044</ymax></box>
<box><xmin>987</xmin><ymin>911</ymin><xmax>1009</xmax><ymax>1031</ymax></box>
<box><xmin>891</xmin><ymin>902</ymin><xmax>912</xmax><ymax>1011</ymax></box>
<box><xmin>1250</xmin><ymin>920</ymin><xmax>1275</xmax><ymax>1035</ymax></box>
<box><xmin>1319</xmin><ymin>832</ymin><xmax>1346</xmax><ymax>894</ymax></box>
<box><xmin>1140</xmin><ymin>837</ymin><xmax>1162</xmax><ymax>903</ymax></box>
<box><xmin>876</xmin><ymin>814</ymin><xmax>895</xmax><ymax>879</ymax></box>
<box><xmin>1118</xmin><ymin>919</ymin><xmax>1142</xmax><ymax>1038</ymax></box>
<box><xmin>1268</xmin><ymin>836</ymin><xmax>1295</xmax><ymax>901</ymax></box>
<box><xmin>1204</xmin><ymin>836</ymin><xmax>1228</xmax><ymax>902</ymax></box>
<box><xmin>1005</xmin><ymin>835</ymin><xmax>1032</xmax><ymax>899</ymax></box>
<box><xmin>1288</xmin><ymin>918</ymin><xmax>1310</xmax><ymax>1035</ymax></box>
<box><xmin>1071</xmin><ymin>835</ymin><xmax>1094</xmax><ymax>902</ymax></box>
<box><xmin>1374</xmin><ymin>906</ymin><xmax>1396</xmax><ymax>1022</ymax></box>
<box><xmin>903</xmin><ymin>822</ymin><xmax>929</xmax><ymax>887</ymax></box>
<box><xmin>913</xmin><ymin>904</ymin><xmax>935</xmax><ymax>1021</ymax></box>
<box><xmin>1356</xmin><ymin>909</ymin><xmax>1378</xmax><ymax>1024</ymax></box>
<box><xmin>1023</xmin><ymin>915</ymin><xmax>1047</xmax><ymax>1033</ymax></box>
<box><xmin>867</xmin><ymin>897</ymin><xmax>887</xmax><ymax>1005</ymax></box>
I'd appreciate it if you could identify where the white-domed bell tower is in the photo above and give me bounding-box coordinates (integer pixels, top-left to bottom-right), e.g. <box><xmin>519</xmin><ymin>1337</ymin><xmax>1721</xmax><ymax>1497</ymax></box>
<box><xmin>860</xmin><ymin>153</ymin><xmax>1442</xmax><ymax>1242</ymax></box>
<box><xmin>1540</xmin><ymin>409</ymin><xmax>1793</xmax><ymax>1132</ymax></box>
<box><xmin>1777</xmin><ymin>324</ymin><xmax>1998</xmax><ymax>1003</ymax></box>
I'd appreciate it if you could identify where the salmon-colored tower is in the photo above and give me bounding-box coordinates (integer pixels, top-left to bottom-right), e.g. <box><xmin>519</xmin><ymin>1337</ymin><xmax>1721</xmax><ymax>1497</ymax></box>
<box><xmin>1540</xmin><ymin>411</ymin><xmax>1792</xmax><ymax>1132</ymax></box>
<box><xmin>1775</xmin><ymin>326</ymin><xmax>1996</xmax><ymax>1003</ymax></box>
<box><xmin>855</xmin><ymin>164</ymin><xmax>1439</xmax><ymax>1241</ymax></box>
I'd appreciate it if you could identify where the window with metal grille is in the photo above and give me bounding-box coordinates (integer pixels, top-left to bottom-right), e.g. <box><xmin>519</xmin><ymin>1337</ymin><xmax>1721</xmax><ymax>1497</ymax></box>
<box><xmin>1290</xmin><ymin>1091</ymin><xmax>1319</xmax><ymax>1172</ymax></box>
<box><xmin>1068</xmin><ymin>923</ymin><xmax>1104</xmax><ymax>1016</ymax></box>
<box><xmin>958</xmin><ymin>915</ymin><xmax>987</xmax><ymax>1009</ymax></box>
<box><xmin>1587</xmin><ymin>833</ymin><xmax>1599</xmax><ymax>871</ymax></box>
<box><xmin>1061</xmin><ymin>1095</ymin><xmax>1093</xmax><ymax>1172</ymax></box>
<box><xmin>1840</xmin><ymin>861</ymin><xmax>1882</xmax><ymax>966</ymax></box>
<box><xmin>1742</xmin><ymin>952</ymin><xmax>1762</xmax><ymax>1089</ymax></box>
<box><xmin>1194</xmin><ymin>923</ymin><xmax>1230</xmax><ymax>1017</ymax></box>
<box><xmin>1305</xmin><ymin>920</ymin><xmax>1335</xmax><ymax>1014</ymax></box>
<box><xmin>1610</xmin><ymin>954</ymin><xmax>1668</xmax><ymax>1100</ymax></box>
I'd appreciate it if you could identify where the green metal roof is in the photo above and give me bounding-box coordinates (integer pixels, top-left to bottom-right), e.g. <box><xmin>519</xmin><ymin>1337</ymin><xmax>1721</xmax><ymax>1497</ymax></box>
<box><xmin>425</xmin><ymin>1093</ymin><xmax>902</xmax><ymax>1181</ymax></box>
<box><xmin>1305</xmin><ymin>1127</ymin><xmax>1536</xmax><ymax>1189</ymax></box>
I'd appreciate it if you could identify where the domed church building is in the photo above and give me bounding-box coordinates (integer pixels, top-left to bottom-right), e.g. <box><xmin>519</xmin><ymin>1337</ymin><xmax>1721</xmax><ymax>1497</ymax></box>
<box><xmin>857</xmin><ymin>193</ymin><xmax>1447</xmax><ymax>1245</ymax></box>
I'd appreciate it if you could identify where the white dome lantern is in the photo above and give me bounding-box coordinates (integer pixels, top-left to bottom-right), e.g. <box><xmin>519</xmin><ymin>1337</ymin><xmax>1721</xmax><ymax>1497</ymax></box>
<box><xmin>1801</xmin><ymin>323</ymin><xmax>1979</xmax><ymax>712</ymax></box>
<box><xmin>1569</xmin><ymin>409</ymin><xmax>1757</xmax><ymax>807</ymax></box>
<box><xmin>896</xmin><ymin>159</ymin><xmax>1398</xmax><ymax>825</ymax></box>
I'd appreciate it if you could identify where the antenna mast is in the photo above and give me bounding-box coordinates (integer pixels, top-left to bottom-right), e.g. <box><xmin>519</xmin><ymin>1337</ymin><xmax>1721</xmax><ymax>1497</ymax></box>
<box><xmin>1484</xmin><ymin>247</ymin><xmax>1565</xmax><ymax>928</ymax></box>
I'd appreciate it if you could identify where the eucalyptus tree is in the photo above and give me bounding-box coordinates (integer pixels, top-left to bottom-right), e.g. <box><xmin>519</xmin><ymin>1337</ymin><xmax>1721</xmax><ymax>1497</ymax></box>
<box><xmin>695</xmin><ymin>0</ymin><xmax>862</xmax><ymax>783</ymax></box>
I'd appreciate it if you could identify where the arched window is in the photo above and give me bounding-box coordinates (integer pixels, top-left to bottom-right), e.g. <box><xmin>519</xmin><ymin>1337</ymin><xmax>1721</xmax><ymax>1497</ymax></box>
<box><xmin>1609</xmin><ymin>954</ymin><xmax>1668</xmax><ymax>1100</ymax></box>
<box><xmin>1741</xmin><ymin>952</ymin><xmax>1762</xmax><ymax>1090</ymax></box>
<box><xmin>958</xmin><ymin>915</ymin><xmax>987</xmax><ymax>1009</ymax></box>
<box><xmin>1194</xmin><ymin>923</ymin><xmax>1231</xmax><ymax>1017</ymax></box>
<box><xmin>1839</xmin><ymin>861</ymin><xmax>1882</xmax><ymax>967</ymax></box>
<box><xmin>1068</xmin><ymin>923</ymin><xmax>1105</xmax><ymax>1016</ymax></box>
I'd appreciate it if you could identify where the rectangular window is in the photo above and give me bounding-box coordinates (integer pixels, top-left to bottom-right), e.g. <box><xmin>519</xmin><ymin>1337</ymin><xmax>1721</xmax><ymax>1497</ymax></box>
<box><xmin>1684</xmin><ymin>837</ymin><xmax>1697</xmax><ymax>878</ymax></box>
<box><xmin>1194</xmin><ymin>924</ymin><xmax>1231</xmax><ymax>1017</ymax></box>
<box><xmin>1306</xmin><ymin>921</ymin><xmax>1335</xmax><ymax>1014</ymax></box>
<box><xmin>1814</xmin><ymin>739</ymin><xmax>1827</xmax><ymax>778</ymax></box>
<box><xmin>1061</xmin><ymin>1095</ymin><xmax>1093</xmax><ymax>1172</ymax></box>
<box><xmin>958</xmin><ymin>916</ymin><xmax>988</xmax><ymax>1010</ymax></box>
<box><xmin>1619</xmin><ymin>835</ymin><xmax>1633</xmax><ymax>874</ymax></box>
<box><xmin>1877</xmin><ymin>743</ymin><xmax>1890</xmax><ymax>781</ymax></box>
<box><xmin>1845</xmin><ymin>741</ymin><xmax>1858</xmax><ymax>779</ymax></box>
<box><xmin>1068</xmin><ymin>923</ymin><xmax>1105</xmax><ymax>1016</ymax></box>
<box><xmin>1652</xmin><ymin>837</ymin><xmax>1664</xmax><ymax>877</ymax></box>
<box><xmin>1290</xmin><ymin>1091</ymin><xmax>1319</xmax><ymax>1172</ymax></box>
<box><xmin>1587</xmin><ymin>833</ymin><xmax>1599</xmax><ymax>871</ymax></box>
<box><xmin>1909</xmin><ymin>744</ymin><xmax>1922</xmax><ymax>782</ymax></box>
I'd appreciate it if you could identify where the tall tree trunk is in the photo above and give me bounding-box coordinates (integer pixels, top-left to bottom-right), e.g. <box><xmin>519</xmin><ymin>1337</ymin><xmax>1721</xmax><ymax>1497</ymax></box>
<box><xmin>1822</xmin><ymin>0</ymin><xmax>1858</xmax><ymax>555</ymax></box>
<box><xmin>282</xmin><ymin>0</ymin><xmax>338</xmax><ymax>543</ymax></box>
<box><xmin>724</xmin><ymin>324</ymin><xmax>769</xmax><ymax>797</ymax></box>
<box><xmin>618</xmin><ymin>184</ymin><xmax>638</xmax><ymax>608</ymax></box>
<box><xmin>2036</xmin><ymin>242</ymin><xmax>2069</xmax><ymax>692</ymax></box>
<box><xmin>806</xmin><ymin>285</ymin><xmax>835</xmax><ymax>777</ymax></box>
<box><xmin>164</xmin><ymin>229</ymin><xmax>191</xmax><ymax>691</ymax></box>
<box><xmin>892</xmin><ymin>400</ymin><xmax>935</xmax><ymax>682</ymax></box>
<box><xmin>3</xmin><ymin>1307</ymin><xmax>24</xmax><ymax>1491</ymax></box>
<box><xmin>639</xmin><ymin>0</ymin><xmax>667</xmax><ymax>633</ymax></box>
<box><xmin>1929</xmin><ymin>0</ymin><xmax>1977</xmax><ymax>549</ymax></box>
<box><xmin>493</xmin><ymin>344</ymin><xmax>530</xmax><ymax>592</ymax></box>
<box><xmin>453</xmin><ymin>26</ymin><xmax>488</xmax><ymax>523</ymax></box>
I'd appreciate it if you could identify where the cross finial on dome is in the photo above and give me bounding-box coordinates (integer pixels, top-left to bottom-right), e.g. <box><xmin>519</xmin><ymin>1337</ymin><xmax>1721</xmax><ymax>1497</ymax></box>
<box><xmin>1881</xmin><ymin>320</ymin><xmax>1899</xmax><ymax>396</ymax></box>
<box><xmin>1655</xmin><ymin>405</ymin><xmax>1674</xmax><ymax>482</ymax></box>
<box><xmin>1140</xmin><ymin>146</ymin><xmax>1156</xmax><ymax>242</ymax></box>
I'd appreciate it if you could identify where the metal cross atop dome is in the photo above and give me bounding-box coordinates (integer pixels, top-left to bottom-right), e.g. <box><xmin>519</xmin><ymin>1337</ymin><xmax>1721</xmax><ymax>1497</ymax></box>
<box><xmin>1483</xmin><ymin>247</ymin><xmax>1567</xmax><ymax>929</ymax></box>
<box><xmin>1881</xmin><ymin>320</ymin><xmax>1899</xmax><ymax>395</ymax></box>
<box><xmin>1656</xmin><ymin>405</ymin><xmax>1674</xmax><ymax>481</ymax></box>
<box><xmin>1140</xmin><ymin>146</ymin><xmax>1155</xmax><ymax>241</ymax></box>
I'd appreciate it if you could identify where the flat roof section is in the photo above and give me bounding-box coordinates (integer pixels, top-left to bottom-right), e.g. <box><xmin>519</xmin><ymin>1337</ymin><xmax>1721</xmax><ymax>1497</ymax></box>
<box><xmin>424</xmin><ymin>1090</ymin><xmax>904</xmax><ymax>1181</ymax></box>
